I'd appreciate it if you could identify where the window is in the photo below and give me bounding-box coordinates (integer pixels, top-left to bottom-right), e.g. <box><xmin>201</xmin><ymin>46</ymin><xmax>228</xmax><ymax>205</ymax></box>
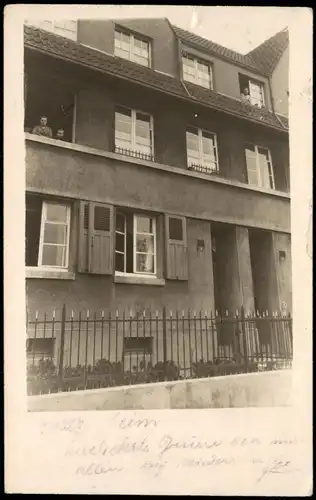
<box><xmin>239</xmin><ymin>74</ymin><xmax>265</xmax><ymax>108</ymax></box>
<box><xmin>25</xmin><ymin>20</ymin><xmax>77</xmax><ymax>41</ymax></box>
<box><xmin>27</xmin><ymin>338</ymin><xmax>55</xmax><ymax>363</ymax></box>
<box><xmin>182</xmin><ymin>54</ymin><xmax>212</xmax><ymax>89</ymax></box>
<box><xmin>245</xmin><ymin>144</ymin><xmax>275</xmax><ymax>189</ymax></box>
<box><xmin>186</xmin><ymin>127</ymin><xmax>219</xmax><ymax>173</ymax></box>
<box><xmin>26</xmin><ymin>195</ymin><xmax>71</xmax><ymax>269</ymax></box>
<box><xmin>115</xmin><ymin>106</ymin><xmax>154</xmax><ymax>160</ymax></box>
<box><xmin>123</xmin><ymin>337</ymin><xmax>153</xmax><ymax>372</ymax></box>
<box><xmin>115</xmin><ymin>211</ymin><xmax>157</xmax><ymax>276</ymax></box>
<box><xmin>114</xmin><ymin>29</ymin><xmax>151</xmax><ymax>67</ymax></box>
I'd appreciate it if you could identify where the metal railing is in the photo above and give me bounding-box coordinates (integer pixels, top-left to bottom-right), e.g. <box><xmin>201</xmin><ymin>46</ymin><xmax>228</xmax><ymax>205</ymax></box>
<box><xmin>187</xmin><ymin>163</ymin><xmax>220</xmax><ymax>175</ymax></box>
<box><xmin>26</xmin><ymin>305</ymin><xmax>293</xmax><ymax>395</ymax></box>
<box><xmin>114</xmin><ymin>145</ymin><xmax>154</xmax><ymax>162</ymax></box>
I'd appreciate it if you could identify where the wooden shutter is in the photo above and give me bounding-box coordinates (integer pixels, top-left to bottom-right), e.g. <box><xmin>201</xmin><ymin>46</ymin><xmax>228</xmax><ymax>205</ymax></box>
<box><xmin>165</xmin><ymin>215</ymin><xmax>188</xmax><ymax>280</ymax></box>
<box><xmin>78</xmin><ymin>201</ymin><xmax>114</xmax><ymax>275</ymax></box>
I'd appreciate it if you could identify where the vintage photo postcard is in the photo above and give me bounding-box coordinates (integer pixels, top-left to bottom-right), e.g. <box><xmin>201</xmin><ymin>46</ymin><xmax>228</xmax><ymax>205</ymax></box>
<box><xmin>4</xmin><ymin>5</ymin><xmax>313</xmax><ymax>495</ymax></box>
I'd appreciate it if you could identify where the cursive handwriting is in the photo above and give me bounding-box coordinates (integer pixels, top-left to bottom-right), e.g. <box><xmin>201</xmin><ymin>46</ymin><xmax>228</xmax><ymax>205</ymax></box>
<box><xmin>159</xmin><ymin>435</ymin><xmax>222</xmax><ymax>458</ymax></box>
<box><xmin>115</xmin><ymin>416</ymin><xmax>158</xmax><ymax>430</ymax></box>
<box><xmin>256</xmin><ymin>459</ymin><xmax>298</xmax><ymax>483</ymax></box>
<box><xmin>40</xmin><ymin>417</ymin><xmax>84</xmax><ymax>436</ymax></box>
<box><xmin>76</xmin><ymin>462</ymin><xmax>123</xmax><ymax>476</ymax></box>
<box><xmin>65</xmin><ymin>436</ymin><xmax>149</xmax><ymax>458</ymax></box>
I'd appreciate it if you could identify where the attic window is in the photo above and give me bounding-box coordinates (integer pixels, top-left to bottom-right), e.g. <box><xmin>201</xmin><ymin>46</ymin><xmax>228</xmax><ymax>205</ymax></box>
<box><xmin>182</xmin><ymin>54</ymin><xmax>213</xmax><ymax>90</ymax></box>
<box><xmin>239</xmin><ymin>74</ymin><xmax>265</xmax><ymax>108</ymax></box>
<box><xmin>114</xmin><ymin>29</ymin><xmax>151</xmax><ymax>67</ymax></box>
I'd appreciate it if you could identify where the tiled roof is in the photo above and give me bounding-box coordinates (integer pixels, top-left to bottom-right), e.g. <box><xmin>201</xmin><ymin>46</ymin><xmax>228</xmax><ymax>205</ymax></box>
<box><xmin>24</xmin><ymin>25</ymin><xmax>288</xmax><ymax>132</ymax></box>
<box><xmin>171</xmin><ymin>24</ymin><xmax>260</xmax><ymax>72</ymax></box>
<box><xmin>171</xmin><ymin>23</ymin><xmax>289</xmax><ymax>77</ymax></box>
<box><xmin>247</xmin><ymin>29</ymin><xmax>289</xmax><ymax>74</ymax></box>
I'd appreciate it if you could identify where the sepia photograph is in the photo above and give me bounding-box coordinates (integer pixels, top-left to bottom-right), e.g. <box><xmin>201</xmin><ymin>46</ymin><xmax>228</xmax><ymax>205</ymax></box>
<box><xmin>4</xmin><ymin>5</ymin><xmax>313</xmax><ymax>496</ymax></box>
<box><xmin>23</xmin><ymin>9</ymin><xmax>294</xmax><ymax>412</ymax></box>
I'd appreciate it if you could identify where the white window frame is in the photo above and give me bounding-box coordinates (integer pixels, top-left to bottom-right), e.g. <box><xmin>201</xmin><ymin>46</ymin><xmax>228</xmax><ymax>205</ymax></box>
<box><xmin>249</xmin><ymin>79</ymin><xmax>265</xmax><ymax>108</ymax></box>
<box><xmin>115</xmin><ymin>106</ymin><xmax>154</xmax><ymax>159</ymax></box>
<box><xmin>37</xmin><ymin>201</ymin><xmax>71</xmax><ymax>270</ymax></box>
<box><xmin>186</xmin><ymin>127</ymin><xmax>219</xmax><ymax>172</ymax></box>
<box><xmin>115</xmin><ymin>212</ymin><xmax>157</xmax><ymax>277</ymax></box>
<box><xmin>114</xmin><ymin>29</ymin><xmax>151</xmax><ymax>67</ymax></box>
<box><xmin>182</xmin><ymin>54</ymin><xmax>213</xmax><ymax>90</ymax></box>
<box><xmin>245</xmin><ymin>144</ymin><xmax>275</xmax><ymax>189</ymax></box>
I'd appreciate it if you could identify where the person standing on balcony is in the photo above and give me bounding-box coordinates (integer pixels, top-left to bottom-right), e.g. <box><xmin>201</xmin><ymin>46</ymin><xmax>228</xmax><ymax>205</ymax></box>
<box><xmin>55</xmin><ymin>128</ymin><xmax>66</xmax><ymax>141</ymax></box>
<box><xmin>241</xmin><ymin>87</ymin><xmax>251</xmax><ymax>104</ymax></box>
<box><xmin>31</xmin><ymin>116</ymin><xmax>53</xmax><ymax>138</ymax></box>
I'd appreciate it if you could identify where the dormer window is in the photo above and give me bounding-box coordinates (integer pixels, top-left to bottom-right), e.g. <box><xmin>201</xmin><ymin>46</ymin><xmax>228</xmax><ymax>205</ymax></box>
<box><xmin>239</xmin><ymin>74</ymin><xmax>265</xmax><ymax>108</ymax></box>
<box><xmin>182</xmin><ymin>54</ymin><xmax>213</xmax><ymax>90</ymax></box>
<box><xmin>114</xmin><ymin>29</ymin><xmax>151</xmax><ymax>67</ymax></box>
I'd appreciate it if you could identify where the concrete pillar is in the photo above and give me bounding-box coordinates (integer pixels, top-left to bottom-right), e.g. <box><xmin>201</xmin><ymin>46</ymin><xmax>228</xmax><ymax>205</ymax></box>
<box><xmin>235</xmin><ymin>227</ymin><xmax>255</xmax><ymax>314</ymax></box>
<box><xmin>212</xmin><ymin>225</ymin><xmax>254</xmax><ymax>315</ymax></box>
<box><xmin>271</xmin><ymin>233</ymin><xmax>292</xmax><ymax>314</ymax></box>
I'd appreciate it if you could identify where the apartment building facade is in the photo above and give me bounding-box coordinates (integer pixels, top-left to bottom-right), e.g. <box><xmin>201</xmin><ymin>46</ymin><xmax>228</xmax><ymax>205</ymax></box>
<box><xmin>24</xmin><ymin>18</ymin><xmax>291</xmax><ymax>330</ymax></box>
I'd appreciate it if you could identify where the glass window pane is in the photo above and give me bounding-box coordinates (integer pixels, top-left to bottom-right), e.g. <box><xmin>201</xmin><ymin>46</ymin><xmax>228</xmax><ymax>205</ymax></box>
<box><xmin>186</xmin><ymin>130</ymin><xmax>199</xmax><ymax>151</ymax></box>
<box><xmin>136</xmin><ymin>234</ymin><xmax>155</xmax><ymax>253</ymax></box>
<box><xmin>136</xmin><ymin>215</ymin><xmax>154</xmax><ymax>233</ymax></box>
<box><xmin>42</xmin><ymin>244</ymin><xmax>66</xmax><ymax>267</ymax></box>
<box><xmin>136</xmin><ymin>253</ymin><xmax>155</xmax><ymax>273</ymax></box>
<box><xmin>258</xmin><ymin>148</ymin><xmax>271</xmax><ymax>188</ymax></box>
<box><xmin>131</xmin><ymin>54</ymin><xmax>149</xmax><ymax>66</ymax></box>
<box><xmin>46</xmin><ymin>203</ymin><xmax>68</xmax><ymax>222</ymax></box>
<box><xmin>116</xmin><ymin>213</ymin><xmax>126</xmax><ymax>233</ymax></box>
<box><xmin>44</xmin><ymin>223</ymin><xmax>67</xmax><ymax>245</ymax></box>
<box><xmin>202</xmin><ymin>134</ymin><xmax>215</xmax><ymax>156</ymax></box>
<box><xmin>115</xmin><ymin>252</ymin><xmax>125</xmax><ymax>272</ymax></box>
<box><xmin>116</xmin><ymin>232</ymin><xmax>125</xmax><ymax>252</ymax></box>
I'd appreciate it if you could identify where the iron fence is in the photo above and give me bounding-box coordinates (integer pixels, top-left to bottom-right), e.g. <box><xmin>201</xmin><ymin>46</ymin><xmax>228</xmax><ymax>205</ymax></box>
<box><xmin>26</xmin><ymin>305</ymin><xmax>293</xmax><ymax>395</ymax></box>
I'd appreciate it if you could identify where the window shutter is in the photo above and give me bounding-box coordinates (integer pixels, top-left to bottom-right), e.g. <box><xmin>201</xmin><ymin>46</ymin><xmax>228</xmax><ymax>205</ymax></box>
<box><xmin>90</xmin><ymin>202</ymin><xmax>114</xmax><ymax>275</ymax></box>
<box><xmin>78</xmin><ymin>201</ymin><xmax>114</xmax><ymax>275</ymax></box>
<box><xmin>165</xmin><ymin>215</ymin><xmax>188</xmax><ymax>280</ymax></box>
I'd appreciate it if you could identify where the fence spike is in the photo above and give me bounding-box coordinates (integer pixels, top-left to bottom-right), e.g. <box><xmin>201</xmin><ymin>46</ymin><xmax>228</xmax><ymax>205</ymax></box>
<box><xmin>236</xmin><ymin>310</ymin><xmax>239</xmax><ymax>317</ymax></box>
<box><xmin>71</xmin><ymin>310</ymin><xmax>74</xmax><ymax>318</ymax></box>
<box><xmin>215</xmin><ymin>309</ymin><xmax>218</xmax><ymax>317</ymax></box>
<box><xmin>101</xmin><ymin>310</ymin><xmax>104</xmax><ymax>318</ymax></box>
<box><xmin>86</xmin><ymin>309</ymin><xmax>89</xmax><ymax>318</ymax></box>
<box><xmin>52</xmin><ymin>310</ymin><xmax>55</xmax><ymax>319</ymax></box>
<box><xmin>143</xmin><ymin>310</ymin><xmax>146</xmax><ymax>317</ymax></box>
<box><xmin>35</xmin><ymin>310</ymin><xmax>38</xmax><ymax>319</ymax></box>
<box><xmin>193</xmin><ymin>311</ymin><xmax>196</xmax><ymax>317</ymax></box>
<box><xmin>155</xmin><ymin>310</ymin><xmax>158</xmax><ymax>317</ymax></box>
<box><xmin>266</xmin><ymin>309</ymin><xmax>269</xmax><ymax>316</ymax></box>
<box><xmin>170</xmin><ymin>310</ymin><xmax>173</xmax><ymax>318</ymax></box>
<box><xmin>116</xmin><ymin>310</ymin><xmax>119</xmax><ymax>318</ymax></box>
<box><xmin>225</xmin><ymin>309</ymin><xmax>228</xmax><ymax>316</ymax></box>
<box><xmin>130</xmin><ymin>310</ymin><xmax>133</xmax><ymax>318</ymax></box>
<box><xmin>182</xmin><ymin>310</ymin><xmax>185</xmax><ymax>318</ymax></box>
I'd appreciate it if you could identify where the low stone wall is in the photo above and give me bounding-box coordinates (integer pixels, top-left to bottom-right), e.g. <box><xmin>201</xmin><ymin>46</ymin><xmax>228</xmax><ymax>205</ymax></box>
<box><xmin>28</xmin><ymin>370</ymin><xmax>292</xmax><ymax>411</ymax></box>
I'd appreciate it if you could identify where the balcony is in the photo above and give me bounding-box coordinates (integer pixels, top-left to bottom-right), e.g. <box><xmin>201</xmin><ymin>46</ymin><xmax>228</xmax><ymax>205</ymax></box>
<box><xmin>25</xmin><ymin>134</ymin><xmax>290</xmax><ymax>234</ymax></box>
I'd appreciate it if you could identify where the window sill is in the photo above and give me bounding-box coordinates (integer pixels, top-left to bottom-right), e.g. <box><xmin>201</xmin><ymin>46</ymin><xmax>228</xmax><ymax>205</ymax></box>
<box><xmin>25</xmin><ymin>268</ymin><xmax>76</xmax><ymax>280</ymax></box>
<box><xmin>114</xmin><ymin>274</ymin><xmax>165</xmax><ymax>286</ymax></box>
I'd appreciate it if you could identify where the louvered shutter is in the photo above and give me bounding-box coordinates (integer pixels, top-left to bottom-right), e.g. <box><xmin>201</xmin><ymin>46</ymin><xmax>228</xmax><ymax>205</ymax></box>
<box><xmin>78</xmin><ymin>201</ymin><xmax>114</xmax><ymax>275</ymax></box>
<box><xmin>165</xmin><ymin>215</ymin><xmax>188</xmax><ymax>280</ymax></box>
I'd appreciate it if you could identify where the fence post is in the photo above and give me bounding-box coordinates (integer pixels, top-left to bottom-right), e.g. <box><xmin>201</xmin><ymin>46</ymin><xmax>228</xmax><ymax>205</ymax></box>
<box><xmin>240</xmin><ymin>306</ymin><xmax>249</xmax><ymax>373</ymax></box>
<box><xmin>58</xmin><ymin>304</ymin><xmax>66</xmax><ymax>390</ymax></box>
<box><xmin>162</xmin><ymin>306</ymin><xmax>167</xmax><ymax>380</ymax></box>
